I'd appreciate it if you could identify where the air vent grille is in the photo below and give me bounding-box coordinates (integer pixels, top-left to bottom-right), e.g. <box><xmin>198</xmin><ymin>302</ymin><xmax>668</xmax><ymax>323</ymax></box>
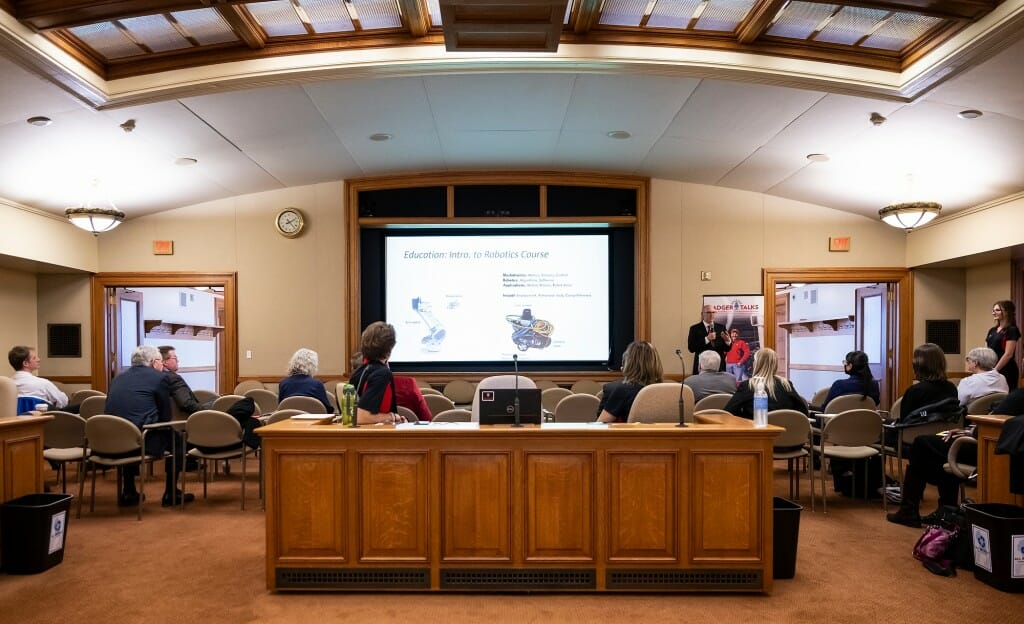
<box><xmin>607</xmin><ymin>568</ymin><xmax>763</xmax><ymax>590</ymax></box>
<box><xmin>440</xmin><ymin>568</ymin><xmax>596</xmax><ymax>589</ymax></box>
<box><xmin>276</xmin><ymin>567</ymin><xmax>430</xmax><ymax>589</ymax></box>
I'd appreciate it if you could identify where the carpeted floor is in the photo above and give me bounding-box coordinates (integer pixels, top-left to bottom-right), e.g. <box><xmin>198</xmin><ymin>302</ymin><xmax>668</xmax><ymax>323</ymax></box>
<box><xmin>1</xmin><ymin>461</ymin><xmax>1022</xmax><ymax>624</ymax></box>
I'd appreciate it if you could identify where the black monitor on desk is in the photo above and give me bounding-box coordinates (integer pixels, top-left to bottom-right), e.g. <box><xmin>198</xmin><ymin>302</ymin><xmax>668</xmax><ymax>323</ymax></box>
<box><xmin>478</xmin><ymin>388</ymin><xmax>543</xmax><ymax>425</ymax></box>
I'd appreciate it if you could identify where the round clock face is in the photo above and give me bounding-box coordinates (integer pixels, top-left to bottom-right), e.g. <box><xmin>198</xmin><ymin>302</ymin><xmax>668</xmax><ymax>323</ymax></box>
<box><xmin>275</xmin><ymin>208</ymin><xmax>304</xmax><ymax>238</ymax></box>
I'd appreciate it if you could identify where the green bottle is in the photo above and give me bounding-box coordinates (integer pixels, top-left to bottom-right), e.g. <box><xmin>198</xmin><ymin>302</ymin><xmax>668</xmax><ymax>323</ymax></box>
<box><xmin>342</xmin><ymin>383</ymin><xmax>356</xmax><ymax>426</ymax></box>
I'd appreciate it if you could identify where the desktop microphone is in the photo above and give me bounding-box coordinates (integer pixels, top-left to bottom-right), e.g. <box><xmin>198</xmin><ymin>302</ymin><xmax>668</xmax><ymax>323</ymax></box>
<box><xmin>512</xmin><ymin>354</ymin><xmax>522</xmax><ymax>428</ymax></box>
<box><xmin>674</xmin><ymin>349</ymin><xmax>687</xmax><ymax>427</ymax></box>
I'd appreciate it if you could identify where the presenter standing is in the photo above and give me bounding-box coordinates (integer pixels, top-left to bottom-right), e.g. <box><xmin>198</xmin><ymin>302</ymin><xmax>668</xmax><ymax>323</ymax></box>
<box><xmin>687</xmin><ymin>305</ymin><xmax>732</xmax><ymax>376</ymax></box>
<box><xmin>987</xmin><ymin>300</ymin><xmax>1020</xmax><ymax>390</ymax></box>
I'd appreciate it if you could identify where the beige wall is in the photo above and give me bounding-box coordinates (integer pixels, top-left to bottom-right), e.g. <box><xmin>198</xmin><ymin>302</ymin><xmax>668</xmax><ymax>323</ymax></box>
<box><xmin>0</xmin><ymin>267</ymin><xmax>38</xmax><ymax>369</ymax></box>
<box><xmin>97</xmin><ymin>182</ymin><xmax>347</xmax><ymax>377</ymax></box>
<box><xmin>966</xmin><ymin>262</ymin><xmax>1012</xmax><ymax>351</ymax></box>
<box><xmin>0</xmin><ymin>178</ymin><xmax>949</xmax><ymax>383</ymax></box>
<box><xmin>0</xmin><ymin>199</ymin><xmax>98</xmax><ymax>272</ymax></box>
<box><xmin>913</xmin><ymin>268</ymin><xmax>967</xmax><ymax>372</ymax></box>
<box><xmin>36</xmin><ymin>274</ymin><xmax>93</xmax><ymax>378</ymax></box>
<box><xmin>651</xmin><ymin>181</ymin><xmax>907</xmax><ymax>374</ymax></box>
<box><xmin>906</xmin><ymin>193</ymin><xmax>1024</xmax><ymax>267</ymax></box>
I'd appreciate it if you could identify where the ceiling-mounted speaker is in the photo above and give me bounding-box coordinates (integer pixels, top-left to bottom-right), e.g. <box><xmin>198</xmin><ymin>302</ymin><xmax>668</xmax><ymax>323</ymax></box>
<box><xmin>439</xmin><ymin>0</ymin><xmax>569</xmax><ymax>52</ymax></box>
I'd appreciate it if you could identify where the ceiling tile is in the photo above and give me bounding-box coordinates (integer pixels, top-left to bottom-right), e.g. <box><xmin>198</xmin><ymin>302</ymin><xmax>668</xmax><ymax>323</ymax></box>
<box><xmin>424</xmin><ymin>75</ymin><xmax>575</xmax><ymax>131</ymax></box>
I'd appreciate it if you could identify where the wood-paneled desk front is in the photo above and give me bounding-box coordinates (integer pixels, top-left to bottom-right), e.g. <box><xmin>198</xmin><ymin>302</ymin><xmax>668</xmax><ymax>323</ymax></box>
<box><xmin>259</xmin><ymin>414</ymin><xmax>781</xmax><ymax>593</ymax></box>
<box><xmin>0</xmin><ymin>414</ymin><xmax>50</xmax><ymax>568</ymax></box>
<box><xmin>969</xmin><ymin>414</ymin><xmax>1024</xmax><ymax>506</ymax></box>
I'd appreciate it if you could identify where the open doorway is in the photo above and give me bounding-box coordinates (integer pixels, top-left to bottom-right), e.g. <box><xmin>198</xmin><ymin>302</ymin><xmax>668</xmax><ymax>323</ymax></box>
<box><xmin>90</xmin><ymin>273</ymin><xmax>237</xmax><ymax>393</ymax></box>
<box><xmin>763</xmin><ymin>268</ymin><xmax>913</xmax><ymax>410</ymax></box>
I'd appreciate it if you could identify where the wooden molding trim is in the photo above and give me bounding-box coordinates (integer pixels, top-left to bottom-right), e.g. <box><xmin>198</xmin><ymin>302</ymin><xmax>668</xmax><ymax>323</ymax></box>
<box><xmin>345</xmin><ymin>171</ymin><xmax>650</xmax><ymax>374</ymax></box>
<box><xmin>90</xmin><ymin>272</ymin><xmax>237</xmax><ymax>394</ymax></box>
<box><xmin>762</xmin><ymin>267</ymin><xmax>913</xmax><ymax>404</ymax></box>
<box><xmin>48</xmin><ymin>375</ymin><xmax>92</xmax><ymax>384</ymax></box>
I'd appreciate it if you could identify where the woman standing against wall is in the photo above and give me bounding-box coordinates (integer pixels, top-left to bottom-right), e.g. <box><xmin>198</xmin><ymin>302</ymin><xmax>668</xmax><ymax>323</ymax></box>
<box><xmin>987</xmin><ymin>300</ymin><xmax>1020</xmax><ymax>390</ymax></box>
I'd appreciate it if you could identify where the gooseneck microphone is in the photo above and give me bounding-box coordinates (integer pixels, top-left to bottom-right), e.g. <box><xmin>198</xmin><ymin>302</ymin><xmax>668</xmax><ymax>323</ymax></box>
<box><xmin>674</xmin><ymin>349</ymin><xmax>687</xmax><ymax>427</ymax></box>
<box><xmin>512</xmin><ymin>354</ymin><xmax>523</xmax><ymax>428</ymax></box>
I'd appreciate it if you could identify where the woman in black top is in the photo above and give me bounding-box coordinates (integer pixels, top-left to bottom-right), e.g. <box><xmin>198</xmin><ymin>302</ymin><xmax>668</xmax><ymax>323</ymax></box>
<box><xmin>899</xmin><ymin>343</ymin><xmax>959</xmax><ymax>417</ymax></box>
<box><xmin>596</xmin><ymin>341</ymin><xmax>663</xmax><ymax>423</ymax></box>
<box><xmin>987</xmin><ymin>299</ymin><xmax>1020</xmax><ymax>391</ymax></box>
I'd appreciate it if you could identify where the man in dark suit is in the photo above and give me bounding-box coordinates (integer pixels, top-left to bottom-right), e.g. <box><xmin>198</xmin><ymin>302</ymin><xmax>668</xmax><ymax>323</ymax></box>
<box><xmin>686</xmin><ymin>305</ymin><xmax>732</xmax><ymax>376</ymax></box>
<box><xmin>105</xmin><ymin>345</ymin><xmax>193</xmax><ymax>507</ymax></box>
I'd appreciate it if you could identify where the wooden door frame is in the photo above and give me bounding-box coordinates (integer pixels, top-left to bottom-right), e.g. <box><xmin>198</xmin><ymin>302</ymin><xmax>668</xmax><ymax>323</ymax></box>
<box><xmin>90</xmin><ymin>272</ymin><xmax>237</xmax><ymax>394</ymax></box>
<box><xmin>762</xmin><ymin>268</ymin><xmax>913</xmax><ymax>403</ymax></box>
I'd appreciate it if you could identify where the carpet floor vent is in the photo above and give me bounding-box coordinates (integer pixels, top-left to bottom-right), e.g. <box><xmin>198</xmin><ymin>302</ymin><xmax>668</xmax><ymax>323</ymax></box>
<box><xmin>606</xmin><ymin>569</ymin><xmax>763</xmax><ymax>590</ymax></box>
<box><xmin>276</xmin><ymin>568</ymin><xmax>430</xmax><ymax>589</ymax></box>
<box><xmin>440</xmin><ymin>568</ymin><xmax>596</xmax><ymax>590</ymax></box>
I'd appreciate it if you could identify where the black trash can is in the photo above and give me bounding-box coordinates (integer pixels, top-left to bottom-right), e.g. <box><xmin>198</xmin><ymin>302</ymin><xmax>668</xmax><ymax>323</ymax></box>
<box><xmin>773</xmin><ymin>496</ymin><xmax>802</xmax><ymax>579</ymax></box>
<box><xmin>964</xmin><ymin>503</ymin><xmax>1024</xmax><ymax>593</ymax></box>
<box><xmin>1</xmin><ymin>493</ymin><xmax>73</xmax><ymax>574</ymax></box>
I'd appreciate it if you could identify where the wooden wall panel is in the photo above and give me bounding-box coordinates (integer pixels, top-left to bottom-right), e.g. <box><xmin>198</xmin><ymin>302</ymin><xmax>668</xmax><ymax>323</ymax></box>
<box><xmin>524</xmin><ymin>452</ymin><xmax>595</xmax><ymax>562</ymax></box>
<box><xmin>606</xmin><ymin>451</ymin><xmax>677</xmax><ymax>562</ymax></box>
<box><xmin>690</xmin><ymin>451</ymin><xmax>762</xmax><ymax>563</ymax></box>
<box><xmin>359</xmin><ymin>452</ymin><xmax>429</xmax><ymax>562</ymax></box>
<box><xmin>275</xmin><ymin>452</ymin><xmax>346</xmax><ymax>560</ymax></box>
<box><xmin>441</xmin><ymin>452</ymin><xmax>511</xmax><ymax>561</ymax></box>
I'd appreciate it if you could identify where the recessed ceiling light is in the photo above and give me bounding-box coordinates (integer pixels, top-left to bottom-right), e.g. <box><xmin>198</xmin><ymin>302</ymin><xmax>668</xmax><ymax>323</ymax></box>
<box><xmin>174</xmin><ymin>157</ymin><xmax>198</xmax><ymax>166</ymax></box>
<box><xmin>369</xmin><ymin>133</ymin><xmax>393</xmax><ymax>142</ymax></box>
<box><xmin>806</xmin><ymin>153</ymin><xmax>829</xmax><ymax>162</ymax></box>
<box><xmin>958</xmin><ymin>109</ymin><xmax>983</xmax><ymax>120</ymax></box>
<box><xmin>26</xmin><ymin>116</ymin><xmax>52</xmax><ymax>127</ymax></box>
<box><xmin>606</xmin><ymin>130</ymin><xmax>631</xmax><ymax>140</ymax></box>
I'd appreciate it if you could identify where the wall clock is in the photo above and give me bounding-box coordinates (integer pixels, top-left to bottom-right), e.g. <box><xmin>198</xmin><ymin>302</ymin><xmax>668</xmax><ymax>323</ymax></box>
<box><xmin>275</xmin><ymin>208</ymin><xmax>305</xmax><ymax>238</ymax></box>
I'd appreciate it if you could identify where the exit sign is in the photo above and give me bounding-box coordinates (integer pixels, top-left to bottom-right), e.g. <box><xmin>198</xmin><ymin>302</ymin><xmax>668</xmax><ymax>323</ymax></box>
<box><xmin>829</xmin><ymin>237</ymin><xmax>851</xmax><ymax>252</ymax></box>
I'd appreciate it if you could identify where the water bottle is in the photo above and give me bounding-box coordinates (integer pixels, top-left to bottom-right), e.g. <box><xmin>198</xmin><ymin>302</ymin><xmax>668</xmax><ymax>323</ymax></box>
<box><xmin>753</xmin><ymin>379</ymin><xmax>768</xmax><ymax>428</ymax></box>
<box><xmin>341</xmin><ymin>383</ymin><xmax>357</xmax><ymax>426</ymax></box>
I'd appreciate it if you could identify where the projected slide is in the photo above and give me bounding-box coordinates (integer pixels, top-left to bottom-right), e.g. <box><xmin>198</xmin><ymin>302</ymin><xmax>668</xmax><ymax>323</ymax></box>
<box><xmin>385</xmin><ymin>234</ymin><xmax>609</xmax><ymax>363</ymax></box>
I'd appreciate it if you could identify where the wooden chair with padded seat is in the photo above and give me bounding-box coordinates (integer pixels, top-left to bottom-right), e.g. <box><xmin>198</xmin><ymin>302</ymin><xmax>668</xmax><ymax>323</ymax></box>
<box><xmin>694</xmin><ymin>392</ymin><xmax>733</xmax><ymax>412</ymax></box>
<box><xmin>69</xmin><ymin>388</ymin><xmax>105</xmax><ymax>406</ymax></box>
<box><xmin>232</xmin><ymin>380</ymin><xmax>265</xmax><ymax>395</ymax></box>
<box><xmin>541</xmin><ymin>387</ymin><xmax>572</xmax><ymax>414</ymax></box>
<box><xmin>193</xmin><ymin>389</ymin><xmax>219</xmax><ymax>405</ymax></box>
<box><xmin>943</xmin><ymin>436</ymin><xmax>979</xmax><ymax>503</ymax></box>
<box><xmin>184</xmin><ymin>409</ymin><xmax>249</xmax><ymax>510</ymax></box>
<box><xmin>78</xmin><ymin>415</ymin><xmax>161</xmax><ymax>520</ymax></box>
<box><xmin>424</xmin><ymin>394</ymin><xmax>456</xmax><ymax>418</ymax></box>
<box><xmin>420</xmin><ymin>387</ymin><xmax>443</xmax><ymax>396</ymax></box>
<box><xmin>823</xmin><ymin>393</ymin><xmax>878</xmax><ymax>414</ymax></box>
<box><xmin>43</xmin><ymin>411</ymin><xmax>89</xmax><ymax>493</ymax></box>
<box><xmin>808</xmin><ymin>386</ymin><xmax>830</xmax><ymax>410</ymax></box>
<box><xmin>627</xmin><ymin>383</ymin><xmax>694</xmax><ymax>424</ymax></box>
<box><xmin>245</xmin><ymin>388</ymin><xmax>279</xmax><ymax>415</ymax></box>
<box><xmin>443</xmin><ymin>380</ymin><xmax>476</xmax><ymax>406</ymax></box>
<box><xmin>432</xmin><ymin>408</ymin><xmax>472</xmax><ymax>422</ymax></box>
<box><xmin>553</xmin><ymin>393</ymin><xmax>600</xmax><ymax>423</ymax></box>
<box><xmin>814</xmin><ymin>408</ymin><xmax>885</xmax><ymax>513</ymax></box>
<box><xmin>277</xmin><ymin>395</ymin><xmax>328</xmax><ymax>414</ymax></box>
<box><xmin>397</xmin><ymin>405</ymin><xmax>418</xmax><ymax>422</ymax></box>
<box><xmin>212</xmin><ymin>394</ymin><xmax>247</xmax><ymax>413</ymax></box>
<box><xmin>967</xmin><ymin>392</ymin><xmax>1007</xmax><ymax>415</ymax></box>
<box><xmin>768</xmin><ymin>409</ymin><xmax>813</xmax><ymax>508</ymax></box>
<box><xmin>78</xmin><ymin>395</ymin><xmax>108</xmax><ymax>419</ymax></box>
<box><xmin>570</xmin><ymin>379</ymin><xmax>603</xmax><ymax>396</ymax></box>
<box><xmin>263</xmin><ymin>408</ymin><xmax>305</xmax><ymax>426</ymax></box>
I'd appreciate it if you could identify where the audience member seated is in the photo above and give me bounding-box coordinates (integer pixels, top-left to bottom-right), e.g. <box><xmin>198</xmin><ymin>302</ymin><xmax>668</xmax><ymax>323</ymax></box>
<box><xmin>724</xmin><ymin>348</ymin><xmax>808</xmax><ymax>419</ymax></box>
<box><xmin>596</xmin><ymin>341</ymin><xmax>663</xmax><ymax>423</ymax></box>
<box><xmin>957</xmin><ymin>346</ymin><xmax>1009</xmax><ymax>406</ymax></box>
<box><xmin>351</xmin><ymin>322</ymin><xmax>406</xmax><ymax>425</ymax></box>
<box><xmin>883</xmin><ymin>342</ymin><xmax>959</xmax><ymax>449</ymax></box>
<box><xmin>819</xmin><ymin>350</ymin><xmax>879</xmax><ymax>411</ymax></box>
<box><xmin>278</xmin><ymin>348</ymin><xmax>334</xmax><ymax>414</ymax></box>
<box><xmin>352</xmin><ymin>350</ymin><xmax>430</xmax><ymax>421</ymax></box>
<box><xmin>888</xmin><ymin>384</ymin><xmax>1024</xmax><ymax>528</ymax></box>
<box><xmin>158</xmin><ymin>345</ymin><xmax>260</xmax><ymax>449</ymax></box>
<box><xmin>683</xmin><ymin>351</ymin><xmax>737</xmax><ymax>401</ymax></box>
<box><xmin>9</xmin><ymin>345</ymin><xmax>70</xmax><ymax>410</ymax></box>
<box><xmin>104</xmin><ymin>345</ymin><xmax>192</xmax><ymax>507</ymax></box>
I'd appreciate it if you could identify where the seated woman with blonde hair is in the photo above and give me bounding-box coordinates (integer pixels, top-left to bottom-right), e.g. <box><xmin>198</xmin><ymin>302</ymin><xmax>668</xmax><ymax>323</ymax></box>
<box><xmin>724</xmin><ymin>348</ymin><xmax>808</xmax><ymax>419</ymax></box>
<box><xmin>596</xmin><ymin>341</ymin><xmax>663</xmax><ymax>423</ymax></box>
